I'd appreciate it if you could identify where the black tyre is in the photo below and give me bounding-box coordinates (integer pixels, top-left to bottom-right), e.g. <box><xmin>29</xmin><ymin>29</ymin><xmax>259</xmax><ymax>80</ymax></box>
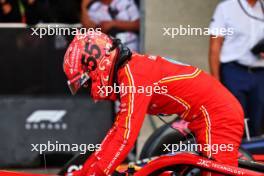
<box><xmin>140</xmin><ymin>122</ymin><xmax>254</xmax><ymax>175</ymax></box>
<box><xmin>140</xmin><ymin>122</ymin><xmax>194</xmax><ymax>159</ymax></box>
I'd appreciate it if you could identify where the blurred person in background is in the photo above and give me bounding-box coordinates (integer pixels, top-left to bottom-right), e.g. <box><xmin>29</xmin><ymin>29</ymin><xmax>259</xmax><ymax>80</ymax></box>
<box><xmin>22</xmin><ymin>0</ymin><xmax>42</xmax><ymax>24</ymax></box>
<box><xmin>80</xmin><ymin>0</ymin><xmax>140</xmax><ymax>52</ymax></box>
<box><xmin>49</xmin><ymin>0</ymin><xmax>80</xmax><ymax>23</ymax></box>
<box><xmin>209</xmin><ymin>0</ymin><xmax>264</xmax><ymax>137</ymax></box>
<box><xmin>0</xmin><ymin>0</ymin><xmax>21</xmax><ymax>22</ymax></box>
<box><xmin>0</xmin><ymin>0</ymin><xmax>51</xmax><ymax>24</ymax></box>
<box><xmin>22</xmin><ymin>0</ymin><xmax>52</xmax><ymax>24</ymax></box>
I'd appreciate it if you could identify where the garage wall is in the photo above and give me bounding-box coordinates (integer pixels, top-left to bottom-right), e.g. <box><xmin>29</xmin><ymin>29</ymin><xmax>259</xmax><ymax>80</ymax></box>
<box><xmin>143</xmin><ymin>0</ymin><xmax>220</xmax><ymax>71</ymax></box>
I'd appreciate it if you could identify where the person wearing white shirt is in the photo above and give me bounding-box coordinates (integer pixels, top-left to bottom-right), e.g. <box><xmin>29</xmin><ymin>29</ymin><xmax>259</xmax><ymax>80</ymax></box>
<box><xmin>80</xmin><ymin>0</ymin><xmax>140</xmax><ymax>52</ymax></box>
<box><xmin>209</xmin><ymin>0</ymin><xmax>264</xmax><ymax>136</ymax></box>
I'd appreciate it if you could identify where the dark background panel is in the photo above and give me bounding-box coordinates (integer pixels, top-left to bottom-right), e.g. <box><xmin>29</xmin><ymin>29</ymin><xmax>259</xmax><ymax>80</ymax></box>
<box><xmin>0</xmin><ymin>28</ymin><xmax>114</xmax><ymax>167</ymax></box>
<box><xmin>0</xmin><ymin>28</ymin><xmax>71</xmax><ymax>95</ymax></box>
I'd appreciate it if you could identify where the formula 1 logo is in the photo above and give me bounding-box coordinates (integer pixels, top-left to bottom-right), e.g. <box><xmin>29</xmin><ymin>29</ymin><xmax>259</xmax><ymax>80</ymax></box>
<box><xmin>25</xmin><ymin>110</ymin><xmax>67</xmax><ymax>130</ymax></box>
<box><xmin>67</xmin><ymin>164</ymin><xmax>83</xmax><ymax>174</ymax></box>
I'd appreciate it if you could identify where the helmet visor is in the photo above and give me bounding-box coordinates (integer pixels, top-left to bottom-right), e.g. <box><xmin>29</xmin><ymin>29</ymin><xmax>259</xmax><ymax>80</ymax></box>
<box><xmin>67</xmin><ymin>73</ymin><xmax>90</xmax><ymax>95</ymax></box>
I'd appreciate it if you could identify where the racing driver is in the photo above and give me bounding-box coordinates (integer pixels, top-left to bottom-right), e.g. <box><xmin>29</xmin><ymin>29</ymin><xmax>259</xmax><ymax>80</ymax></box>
<box><xmin>63</xmin><ymin>31</ymin><xmax>244</xmax><ymax>176</ymax></box>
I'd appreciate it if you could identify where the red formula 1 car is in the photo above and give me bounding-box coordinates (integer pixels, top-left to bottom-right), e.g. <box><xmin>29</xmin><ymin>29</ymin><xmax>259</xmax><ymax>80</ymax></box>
<box><xmin>1</xmin><ymin>151</ymin><xmax>263</xmax><ymax>176</ymax></box>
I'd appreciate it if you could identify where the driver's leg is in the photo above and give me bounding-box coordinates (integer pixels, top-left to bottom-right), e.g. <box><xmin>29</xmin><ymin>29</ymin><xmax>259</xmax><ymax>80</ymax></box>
<box><xmin>189</xmin><ymin>106</ymin><xmax>244</xmax><ymax>176</ymax></box>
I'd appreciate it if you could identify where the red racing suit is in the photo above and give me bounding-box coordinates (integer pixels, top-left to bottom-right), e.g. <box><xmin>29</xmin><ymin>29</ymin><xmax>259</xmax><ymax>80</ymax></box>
<box><xmin>74</xmin><ymin>53</ymin><xmax>244</xmax><ymax>176</ymax></box>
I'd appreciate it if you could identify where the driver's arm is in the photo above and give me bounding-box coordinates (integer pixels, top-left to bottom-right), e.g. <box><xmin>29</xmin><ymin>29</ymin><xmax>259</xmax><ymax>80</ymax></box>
<box><xmin>80</xmin><ymin>64</ymin><xmax>152</xmax><ymax>175</ymax></box>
